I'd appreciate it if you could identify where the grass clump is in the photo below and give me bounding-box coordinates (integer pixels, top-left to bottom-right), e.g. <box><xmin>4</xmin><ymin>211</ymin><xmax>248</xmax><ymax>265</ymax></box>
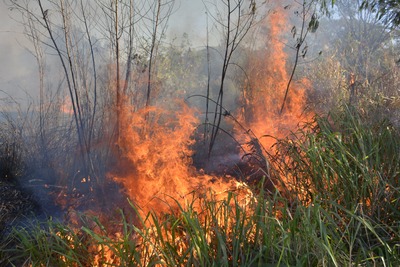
<box><xmin>274</xmin><ymin>105</ymin><xmax>400</xmax><ymax>222</ymax></box>
<box><xmin>2</xmin><ymin>193</ymin><xmax>399</xmax><ymax>266</ymax></box>
<box><xmin>2</xmin><ymin>194</ymin><xmax>399</xmax><ymax>265</ymax></box>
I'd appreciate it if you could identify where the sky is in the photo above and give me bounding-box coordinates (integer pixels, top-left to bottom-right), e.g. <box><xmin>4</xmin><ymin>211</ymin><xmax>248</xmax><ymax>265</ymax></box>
<box><xmin>0</xmin><ymin>0</ymin><xmax>208</xmax><ymax>104</ymax></box>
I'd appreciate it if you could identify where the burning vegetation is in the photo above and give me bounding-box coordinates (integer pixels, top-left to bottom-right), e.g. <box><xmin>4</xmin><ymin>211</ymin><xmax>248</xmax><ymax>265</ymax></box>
<box><xmin>1</xmin><ymin>0</ymin><xmax>400</xmax><ymax>266</ymax></box>
<box><xmin>111</xmin><ymin>101</ymin><xmax>255</xmax><ymax>218</ymax></box>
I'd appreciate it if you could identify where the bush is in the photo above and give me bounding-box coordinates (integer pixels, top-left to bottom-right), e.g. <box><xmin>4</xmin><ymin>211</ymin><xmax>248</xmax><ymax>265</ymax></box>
<box><xmin>0</xmin><ymin>134</ymin><xmax>24</xmax><ymax>183</ymax></box>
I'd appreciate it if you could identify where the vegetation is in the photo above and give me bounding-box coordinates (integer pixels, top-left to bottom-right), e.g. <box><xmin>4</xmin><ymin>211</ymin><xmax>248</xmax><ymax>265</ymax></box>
<box><xmin>1</xmin><ymin>0</ymin><xmax>400</xmax><ymax>266</ymax></box>
<box><xmin>1</xmin><ymin>105</ymin><xmax>399</xmax><ymax>266</ymax></box>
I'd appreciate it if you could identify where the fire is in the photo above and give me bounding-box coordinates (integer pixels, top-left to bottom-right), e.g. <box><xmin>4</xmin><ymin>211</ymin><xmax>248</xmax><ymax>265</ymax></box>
<box><xmin>113</xmin><ymin>101</ymin><xmax>197</xmax><ymax>216</ymax></box>
<box><xmin>52</xmin><ymin>2</ymin><xmax>314</xmax><ymax>265</ymax></box>
<box><xmin>110</xmin><ymin>2</ymin><xmax>313</xmax><ymax>219</ymax></box>
<box><xmin>111</xmin><ymin>100</ymin><xmax>253</xmax><ymax>218</ymax></box>
<box><xmin>60</xmin><ymin>96</ymin><xmax>74</xmax><ymax>115</ymax></box>
<box><xmin>238</xmin><ymin>3</ymin><xmax>312</xmax><ymax>152</ymax></box>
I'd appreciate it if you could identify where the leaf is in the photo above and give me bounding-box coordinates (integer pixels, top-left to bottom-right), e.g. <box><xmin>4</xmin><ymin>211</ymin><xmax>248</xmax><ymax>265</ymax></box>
<box><xmin>308</xmin><ymin>14</ymin><xmax>319</xmax><ymax>33</ymax></box>
<box><xmin>291</xmin><ymin>26</ymin><xmax>297</xmax><ymax>38</ymax></box>
<box><xmin>301</xmin><ymin>45</ymin><xmax>308</xmax><ymax>58</ymax></box>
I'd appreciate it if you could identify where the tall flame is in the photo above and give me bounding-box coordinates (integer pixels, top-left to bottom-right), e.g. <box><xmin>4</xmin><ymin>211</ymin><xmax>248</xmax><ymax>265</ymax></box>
<box><xmin>112</xmin><ymin>102</ymin><xmax>196</xmax><ymax>215</ymax></box>
<box><xmin>238</xmin><ymin>4</ymin><xmax>312</xmax><ymax>151</ymax></box>
<box><xmin>112</xmin><ymin>101</ymin><xmax>251</xmax><ymax>217</ymax></box>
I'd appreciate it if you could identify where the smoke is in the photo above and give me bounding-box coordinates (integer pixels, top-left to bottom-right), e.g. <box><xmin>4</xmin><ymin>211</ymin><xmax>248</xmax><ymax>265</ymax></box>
<box><xmin>0</xmin><ymin>3</ymin><xmax>37</xmax><ymax>102</ymax></box>
<box><xmin>167</xmin><ymin>0</ymin><xmax>208</xmax><ymax>45</ymax></box>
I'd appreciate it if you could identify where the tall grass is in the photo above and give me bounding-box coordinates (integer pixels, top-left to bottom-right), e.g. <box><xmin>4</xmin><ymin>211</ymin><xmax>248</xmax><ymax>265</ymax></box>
<box><xmin>2</xmin><ymin>191</ymin><xmax>398</xmax><ymax>266</ymax></box>
<box><xmin>274</xmin><ymin>105</ymin><xmax>400</xmax><ymax>221</ymax></box>
<box><xmin>1</xmin><ymin>105</ymin><xmax>399</xmax><ymax>266</ymax></box>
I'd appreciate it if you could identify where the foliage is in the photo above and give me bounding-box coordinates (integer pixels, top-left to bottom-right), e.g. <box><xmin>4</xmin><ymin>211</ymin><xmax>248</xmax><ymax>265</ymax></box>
<box><xmin>1</xmin><ymin>0</ymin><xmax>399</xmax><ymax>266</ymax></box>
<box><xmin>274</xmin><ymin>104</ymin><xmax>400</xmax><ymax>216</ymax></box>
<box><xmin>305</xmin><ymin>0</ymin><xmax>399</xmax><ymax>118</ymax></box>
<box><xmin>361</xmin><ymin>0</ymin><xmax>400</xmax><ymax>26</ymax></box>
<box><xmin>0</xmin><ymin>130</ymin><xmax>23</xmax><ymax>182</ymax></box>
<box><xmin>156</xmin><ymin>34</ymin><xmax>207</xmax><ymax>104</ymax></box>
<box><xmin>319</xmin><ymin>0</ymin><xmax>400</xmax><ymax>27</ymax></box>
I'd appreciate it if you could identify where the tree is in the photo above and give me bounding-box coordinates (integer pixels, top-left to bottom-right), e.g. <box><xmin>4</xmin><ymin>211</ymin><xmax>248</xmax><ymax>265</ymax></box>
<box><xmin>306</xmin><ymin>0</ymin><xmax>400</xmax><ymax>115</ymax></box>
<box><xmin>8</xmin><ymin>0</ymin><xmax>106</xmax><ymax>194</ymax></box>
<box><xmin>7</xmin><ymin>0</ymin><xmax>182</xmax><ymax>197</ymax></box>
<box><xmin>320</xmin><ymin>0</ymin><xmax>400</xmax><ymax>27</ymax></box>
<box><xmin>97</xmin><ymin>0</ymin><xmax>137</xmax><ymax>147</ymax></box>
<box><xmin>204</xmin><ymin>0</ymin><xmax>257</xmax><ymax>156</ymax></box>
<box><xmin>361</xmin><ymin>0</ymin><xmax>400</xmax><ymax>26</ymax></box>
<box><xmin>333</xmin><ymin>0</ymin><xmax>393</xmax><ymax>83</ymax></box>
<box><xmin>145</xmin><ymin>0</ymin><xmax>175</xmax><ymax>108</ymax></box>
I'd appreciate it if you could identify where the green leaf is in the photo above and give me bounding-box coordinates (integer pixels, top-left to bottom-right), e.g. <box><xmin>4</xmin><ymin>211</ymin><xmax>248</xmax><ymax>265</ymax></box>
<box><xmin>308</xmin><ymin>14</ymin><xmax>319</xmax><ymax>33</ymax></box>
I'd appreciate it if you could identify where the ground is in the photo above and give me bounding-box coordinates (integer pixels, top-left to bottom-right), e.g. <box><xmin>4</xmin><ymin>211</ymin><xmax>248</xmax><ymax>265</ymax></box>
<box><xmin>0</xmin><ymin>179</ymin><xmax>37</xmax><ymax>236</ymax></box>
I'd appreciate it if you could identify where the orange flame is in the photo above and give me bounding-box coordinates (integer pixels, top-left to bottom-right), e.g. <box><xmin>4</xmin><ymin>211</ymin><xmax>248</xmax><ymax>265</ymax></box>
<box><xmin>60</xmin><ymin>96</ymin><xmax>74</xmax><ymax>115</ymax></box>
<box><xmin>238</xmin><ymin>4</ymin><xmax>312</xmax><ymax>152</ymax></box>
<box><xmin>53</xmin><ymin>4</ymin><xmax>315</xmax><ymax>265</ymax></box>
<box><xmin>111</xmin><ymin>101</ymin><xmax>252</xmax><ymax>218</ymax></box>
<box><xmin>110</xmin><ymin>2</ymin><xmax>313</xmax><ymax>220</ymax></box>
<box><xmin>113</xmin><ymin>102</ymin><xmax>197</xmax><ymax>215</ymax></box>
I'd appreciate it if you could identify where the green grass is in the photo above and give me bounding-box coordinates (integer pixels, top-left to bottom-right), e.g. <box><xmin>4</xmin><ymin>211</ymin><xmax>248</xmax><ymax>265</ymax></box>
<box><xmin>274</xmin><ymin>105</ymin><xmax>400</xmax><ymax>220</ymax></box>
<box><xmin>2</xmin><ymin>192</ymin><xmax>398</xmax><ymax>266</ymax></box>
<box><xmin>1</xmin><ymin>105</ymin><xmax>399</xmax><ymax>266</ymax></box>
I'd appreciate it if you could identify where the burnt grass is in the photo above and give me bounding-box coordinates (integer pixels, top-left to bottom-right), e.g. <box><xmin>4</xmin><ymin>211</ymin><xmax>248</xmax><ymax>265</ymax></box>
<box><xmin>0</xmin><ymin>178</ymin><xmax>38</xmax><ymax>237</ymax></box>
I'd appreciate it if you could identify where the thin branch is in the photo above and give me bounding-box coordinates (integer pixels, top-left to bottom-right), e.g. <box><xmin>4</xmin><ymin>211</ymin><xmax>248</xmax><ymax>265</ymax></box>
<box><xmin>280</xmin><ymin>1</ymin><xmax>310</xmax><ymax>114</ymax></box>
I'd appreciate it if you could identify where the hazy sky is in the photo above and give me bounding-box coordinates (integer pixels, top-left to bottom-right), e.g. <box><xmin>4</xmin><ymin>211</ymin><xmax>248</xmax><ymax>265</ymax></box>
<box><xmin>0</xmin><ymin>1</ymin><xmax>37</xmax><ymax>102</ymax></box>
<box><xmin>170</xmin><ymin>0</ymin><xmax>208</xmax><ymax>44</ymax></box>
<box><xmin>0</xmin><ymin>0</ymin><xmax>208</xmax><ymax>103</ymax></box>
